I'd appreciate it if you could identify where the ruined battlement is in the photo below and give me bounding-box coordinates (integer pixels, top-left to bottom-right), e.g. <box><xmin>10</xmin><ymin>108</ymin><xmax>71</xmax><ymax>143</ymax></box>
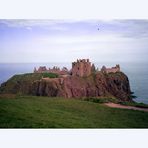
<box><xmin>72</xmin><ymin>59</ymin><xmax>90</xmax><ymax>66</ymax></box>
<box><xmin>76</xmin><ymin>59</ymin><xmax>89</xmax><ymax>63</ymax></box>
<box><xmin>101</xmin><ymin>64</ymin><xmax>120</xmax><ymax>74</ymax></box>
<box><xmin>34</xmin><ymin>66</ymin><xmax>69</xmax><ymax>75</ymax></box>
<box><xmin>34</xmin><ymin>66</ymin><xmax>47</xmax><ymax>73</ymax></box>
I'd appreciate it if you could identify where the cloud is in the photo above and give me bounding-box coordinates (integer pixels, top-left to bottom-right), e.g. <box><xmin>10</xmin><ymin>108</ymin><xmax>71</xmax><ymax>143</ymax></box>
<box><xmin>1</xmin><ymin>19</ymin><xmax>148</xmax><ymax>63</ymax></box>
<box><xmin>0</xmin><ymin>19</ymin><xmax>57</xmax><ymax>27</ymax></box>
<box><xmin>0</xmin><ymin>19</ymin><xmax>84</xmax><ymax>28</ymax></box>
<box><xmin>1</xmin><ymin>19</ymin><xmax>148</xmax><ymax>39</ymax></box>
<box><xmin>39</xmin><ymin>33</ymin><xmax>130</xmax><ymax>45</ymax></box>
<box><xmin>108</xmin><ymin>20</ymin><xmax>148</xmax><ymax>38</ymax></box>
<box><xmin>26</xmin><ymin>26</ymin><xmax>32</xmax><ymax>31</ymax></box>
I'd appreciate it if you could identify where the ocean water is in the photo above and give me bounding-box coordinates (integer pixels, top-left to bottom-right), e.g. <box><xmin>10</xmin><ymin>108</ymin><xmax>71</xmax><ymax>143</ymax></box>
<box><xmin>0</xmin><ymin>62</ymin><xmax>148</xmax><ymax>104</ymax></box>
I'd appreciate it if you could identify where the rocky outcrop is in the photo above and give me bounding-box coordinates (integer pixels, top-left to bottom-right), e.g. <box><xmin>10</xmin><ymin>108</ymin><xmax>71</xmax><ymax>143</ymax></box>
<box><xmin>0</xmin><ymin>72</ymin><xmax>132</xmax><ymax>101</ymax></box>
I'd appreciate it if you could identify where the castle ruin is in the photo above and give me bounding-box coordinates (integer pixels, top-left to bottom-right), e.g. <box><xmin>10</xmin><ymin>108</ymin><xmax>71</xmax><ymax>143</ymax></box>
<box><xmin>34</xmin><ymin>66</ymin><xmax>69</xmax><ymax>75</ymax></box>
<box><xmin>34</xmin><ymin>59</ymin><xmax>120</xmax><ymax>77</ymax></box>
<box><xmin>101</xmin><ymin>64</ymin><xmax>120</xmax><ymax>74</ymax></box>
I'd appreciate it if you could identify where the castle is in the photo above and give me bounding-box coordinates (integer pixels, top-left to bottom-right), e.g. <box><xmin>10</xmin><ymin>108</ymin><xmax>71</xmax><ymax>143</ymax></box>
<box><xmin>34</xmin><ymin>59</ymin><xmax>120</xmax><ymax>77</ymax></box>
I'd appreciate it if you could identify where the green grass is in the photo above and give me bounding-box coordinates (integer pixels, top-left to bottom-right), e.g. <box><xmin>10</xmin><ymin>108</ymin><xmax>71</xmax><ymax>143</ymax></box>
<box><xmin>42</xmin><ymin>72</ymin><xmax>59</xmax><ymax>78</ymax></box>
<box><xmin>0</xmin><ymin>95</ymin><xmax>148</xmax><ymax>128</ymax></box>
<box><xmin>7</xmin><ymin>72</ymin><xmax>58</xmax><ymax>83</ymax></box>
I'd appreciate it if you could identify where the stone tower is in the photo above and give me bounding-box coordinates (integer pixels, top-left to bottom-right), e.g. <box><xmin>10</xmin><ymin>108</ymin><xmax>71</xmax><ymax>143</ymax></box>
<box><xmin>71</xmin><ymin>59</ymin><xmax>92</xmax><ymax>77</ymax></box>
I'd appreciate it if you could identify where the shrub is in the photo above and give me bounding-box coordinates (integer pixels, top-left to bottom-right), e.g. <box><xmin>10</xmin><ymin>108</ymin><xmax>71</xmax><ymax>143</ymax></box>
<box><xmin>83</xmin><ymin>97</ymin><xmax>118</xmax><ymax>104</ymax></box>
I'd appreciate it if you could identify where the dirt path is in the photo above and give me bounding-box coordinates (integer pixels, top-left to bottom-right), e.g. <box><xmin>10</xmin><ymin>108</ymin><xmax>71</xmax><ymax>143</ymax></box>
<box><xmin>104</xmin><ymin>102</ymin><xmax>148</xmax><ymax>112</ymax></box>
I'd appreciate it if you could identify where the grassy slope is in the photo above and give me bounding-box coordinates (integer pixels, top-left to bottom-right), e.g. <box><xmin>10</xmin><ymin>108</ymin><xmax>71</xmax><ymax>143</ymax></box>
<box><xmin>5</xmin><ymin>73</ymin><xmax>58</xmax><ymax>83</ymax></box>
<box><xmin>0</xmin><ymin>95</ymin><xmax>148</xmax><ymax>128</ymax></box>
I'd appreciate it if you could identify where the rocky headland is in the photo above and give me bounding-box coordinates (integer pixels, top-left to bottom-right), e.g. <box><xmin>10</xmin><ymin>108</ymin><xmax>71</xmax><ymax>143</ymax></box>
<box><xmin>0</xmin><ymin>59</ymin><xmax>132</xmax><ymax>102</ymax></box>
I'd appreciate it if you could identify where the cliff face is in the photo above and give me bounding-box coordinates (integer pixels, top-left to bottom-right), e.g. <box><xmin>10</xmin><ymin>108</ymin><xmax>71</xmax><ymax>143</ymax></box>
<box><xmin>0</xmin><ymin>72</ymin><xmax>132</xmax><ymax>101</ymax></box>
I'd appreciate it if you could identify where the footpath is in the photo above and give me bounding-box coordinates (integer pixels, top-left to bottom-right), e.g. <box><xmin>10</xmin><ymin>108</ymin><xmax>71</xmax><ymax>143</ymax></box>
<box><xmin>104</xmin><ymin>102</ymin><xmax>148</xmax><ymax>112</ymax></box>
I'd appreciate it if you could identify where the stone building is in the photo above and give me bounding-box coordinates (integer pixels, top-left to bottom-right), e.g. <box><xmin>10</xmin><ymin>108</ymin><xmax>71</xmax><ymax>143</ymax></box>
<box><xmin>101</xmin><ymin>64</ymin><xmax>120</xmax><ymax>74</ymax></box>
<box><xmin>71</xmin><ymin>59</ymin><xmax>92</xmax><ymax>77</ymax></box>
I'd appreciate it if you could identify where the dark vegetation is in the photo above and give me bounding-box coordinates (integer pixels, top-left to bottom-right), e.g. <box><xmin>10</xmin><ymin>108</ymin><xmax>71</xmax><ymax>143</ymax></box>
<box><xmin>83</xmin><ymin>97</ymin><xmax>118</xmax><ymax>103</ymax></box>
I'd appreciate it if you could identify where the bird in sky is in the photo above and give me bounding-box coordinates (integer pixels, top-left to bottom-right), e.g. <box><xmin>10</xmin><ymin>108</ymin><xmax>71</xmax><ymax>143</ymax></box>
<box><xmin>97</xmin><ymin>26</ymin><xmax>99</xmax><ymax>30</ymax></box>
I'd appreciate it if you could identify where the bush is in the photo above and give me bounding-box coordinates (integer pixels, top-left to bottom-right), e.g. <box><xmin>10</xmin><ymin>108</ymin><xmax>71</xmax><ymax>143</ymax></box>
<box><xmin>83</xmin><ymin>97</ymin><xmax>118</xmax><ymax>104</ymax></box>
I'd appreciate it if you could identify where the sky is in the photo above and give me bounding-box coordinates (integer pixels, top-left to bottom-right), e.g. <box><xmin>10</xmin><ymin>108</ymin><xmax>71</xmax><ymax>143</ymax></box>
<box><xmin>0</xmin><ymin>19</ymin><xmax>148</xmax><ymax>63</ymax></box>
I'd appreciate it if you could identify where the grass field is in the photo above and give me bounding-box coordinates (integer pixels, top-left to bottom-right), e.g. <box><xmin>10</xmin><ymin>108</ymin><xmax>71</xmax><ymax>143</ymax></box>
<box><xmin>0</xmin><ymin>95</ymin><xmax>148</xmax><ymax>128</ymax></box>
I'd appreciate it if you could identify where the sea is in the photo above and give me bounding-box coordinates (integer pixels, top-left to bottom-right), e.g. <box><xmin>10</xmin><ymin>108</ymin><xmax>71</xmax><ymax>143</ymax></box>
<box><xmin>0</xmin><ymin>62</ymin><xmax>148</xmax><ymax>104</ymax></box>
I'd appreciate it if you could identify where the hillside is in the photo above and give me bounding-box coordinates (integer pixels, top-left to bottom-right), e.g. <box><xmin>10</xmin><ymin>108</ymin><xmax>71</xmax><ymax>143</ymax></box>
<box><xmin>0</xmin><ymin>95</ymin><xmax>148</xmax><ymax>128</ymax></box>
<box><xmin>0</xmin><ymin>73</ymin><xmax>58</xmax><ymax>94</ymax></box>
<box><xmin>0</xmin><ymin>71</ymin><xmax>132</xmax><ymax>101</ymax></box>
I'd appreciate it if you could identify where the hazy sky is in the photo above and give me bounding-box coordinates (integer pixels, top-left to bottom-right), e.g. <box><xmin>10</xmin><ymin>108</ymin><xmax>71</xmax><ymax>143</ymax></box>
<box><xmin>0</xmin><ymin>19</ymin><xmax>148</xmax><ymax>63</ymax></box>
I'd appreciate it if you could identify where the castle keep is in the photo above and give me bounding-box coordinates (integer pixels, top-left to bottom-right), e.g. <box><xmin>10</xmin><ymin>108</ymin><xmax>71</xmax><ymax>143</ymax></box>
<box><xmin>72</xmin><ymin>59</ymin><xmax>92</xmax><ymax>77</ymax></box>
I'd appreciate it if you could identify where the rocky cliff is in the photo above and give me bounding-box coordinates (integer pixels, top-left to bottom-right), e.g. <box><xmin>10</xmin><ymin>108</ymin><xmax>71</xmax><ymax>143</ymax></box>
<box><xmin>0</xmin><ymin>72</ymin><xmax>132</xmax><ymax>101</ymax></box>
